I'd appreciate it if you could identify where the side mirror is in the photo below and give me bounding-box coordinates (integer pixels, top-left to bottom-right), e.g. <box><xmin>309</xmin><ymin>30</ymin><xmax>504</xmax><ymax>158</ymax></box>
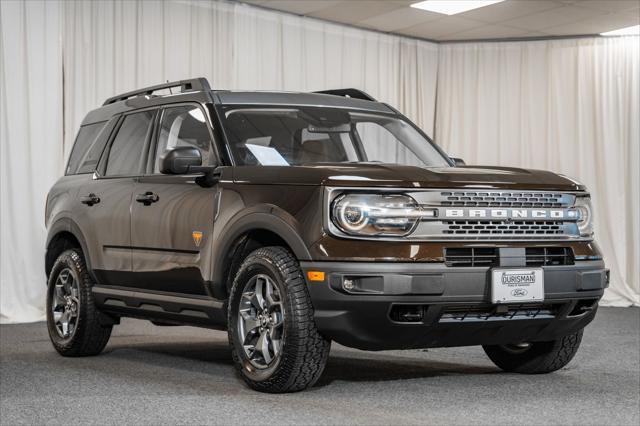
<box><xmin>451</xmin><ymin>157</ymin><xmax>466</xmax><ymax>167</ymax></box>
<box><xmin>160</xmin><ymin>147</ymin><xmax>202</xmax><ymax>174</ymax></box>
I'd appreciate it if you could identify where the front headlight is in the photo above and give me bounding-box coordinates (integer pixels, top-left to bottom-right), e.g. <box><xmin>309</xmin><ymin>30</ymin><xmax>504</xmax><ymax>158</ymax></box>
<box><xmin>331</xmin><ymin>193</ymin><xmax>435</xmax><ymax>236</ymax></box>
<box><xmin>574</xmin><ymin>195</ymin><xmax>594</xmax><ymax>237</ymax></box>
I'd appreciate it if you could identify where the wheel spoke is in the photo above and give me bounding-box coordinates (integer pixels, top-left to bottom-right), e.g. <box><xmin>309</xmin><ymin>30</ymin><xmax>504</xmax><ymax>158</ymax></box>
<box><xmin>269</xmin><ymin>322</ymin><xmax>283</xmax><ymax>341</ymax></box>
<box><xmin>264</xmin><ymin>279</ymin><xmax>278</xmax><ymax>308</ymax></box>
<box><xmin>240</xmin><ymin>310</ymin><xmax>260</xmax><ymax>343</ymax></box>
<box><xmin>253</xmin><ymin>277</ymin><xmax>266</xmax><ymax>310</ymax></box>
<box><xmin>270</xmin><ymin>312</ymin><xmax>283</xmax><ymax>328</ymax></box>
<box><xmin>53</xmin><ymin>285</ymin><xmax>65</xmax><ymax>306</ymax></box>
<box><xmin>60</xmin><ymin>312</ymin><xmax>70</xmax><ymax>337</ymax></box>
<box><xmin>256</xmin><ymin>330</ymin><xmax>272</xmax><ymax>365</ymax></box>
<box><xmin>270</xmin><ymin>336</ymin><xmax>281</xmax><ymax>356</ymax></box>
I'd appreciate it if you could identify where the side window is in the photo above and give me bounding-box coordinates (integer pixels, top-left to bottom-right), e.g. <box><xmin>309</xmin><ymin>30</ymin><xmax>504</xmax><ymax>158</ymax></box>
<box><xmin>66</xmin><ymin>122</ymin><xmax>106</xmax><ymax>175</ymax></box>
<box><xmin>105</xmin><ymin>111</ymin><xmax>154</xmax><ymax>176</ymax></box>
<box><xmin>355</xmin><ymin>121</ymin><xmax>424</xmax><ymax>166</ymax></box>
<box><xmin>153</xmin><ymin>105</ymin><xmax>212</xmax><ymax>173</ymax></box>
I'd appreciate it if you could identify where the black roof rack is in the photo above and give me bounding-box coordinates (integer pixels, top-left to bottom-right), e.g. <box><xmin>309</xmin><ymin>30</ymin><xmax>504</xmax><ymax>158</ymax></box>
<box><xmin>102</xmin><ymin>78</ymin><xmax>211</xmax><ymax>106</ymax></box>
<box><xmin>313</xmin><ymin>88</ymin><xmax>376</xmax><ymax>102</ymax></box>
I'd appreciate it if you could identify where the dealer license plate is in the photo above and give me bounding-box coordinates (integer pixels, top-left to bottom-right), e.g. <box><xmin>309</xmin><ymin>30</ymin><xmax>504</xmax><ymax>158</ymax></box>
<box><xmin>491</xmin><ymin>268</ymin><xmax>544</xmax><ymax>304</ymax></box>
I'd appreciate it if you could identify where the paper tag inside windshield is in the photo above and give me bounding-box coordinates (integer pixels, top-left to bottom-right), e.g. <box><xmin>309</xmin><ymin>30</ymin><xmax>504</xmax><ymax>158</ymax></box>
<box><xmin>245</xmin><ymin>143</ymin><xmax>290</xmax><ymax>166</ymax></box>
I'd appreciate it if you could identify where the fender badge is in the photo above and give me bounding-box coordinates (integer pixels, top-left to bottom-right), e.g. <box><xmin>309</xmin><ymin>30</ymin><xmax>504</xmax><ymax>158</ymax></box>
<box><xmin>192</xmin><ymin>231</ymin><xmax>203</xmax><ymax>247</ymax></box>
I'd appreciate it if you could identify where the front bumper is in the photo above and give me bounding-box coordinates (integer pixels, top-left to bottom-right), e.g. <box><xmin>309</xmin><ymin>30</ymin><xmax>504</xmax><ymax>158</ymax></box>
<box><xmin>301</xmin><ymin>260</ymin><xmax>607</xmax><ymax>350</ymax></box>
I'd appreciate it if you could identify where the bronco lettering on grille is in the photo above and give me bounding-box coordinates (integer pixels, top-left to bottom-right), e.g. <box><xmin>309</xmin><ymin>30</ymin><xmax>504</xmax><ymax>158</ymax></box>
<box><xmin>444</xmin><ymin>209</ymin><xmax>575</xmax><ymax>220</ymax></box>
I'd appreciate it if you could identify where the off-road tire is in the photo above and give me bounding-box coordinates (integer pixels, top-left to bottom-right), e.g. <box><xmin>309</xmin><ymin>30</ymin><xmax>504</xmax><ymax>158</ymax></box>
<box><xmin>483</xmin><ymin>329</ymin><xmax>583</xmax><ymax>374</ymax></box>
<box><xmin>46</xmin><ymin>249</ymin><xmax>112</xmax><ymax>356</ymax></box>
<box><xmin>227</xmin><ymin>246</ymin><xmax>331</xmax><ymax>393</ymax></box>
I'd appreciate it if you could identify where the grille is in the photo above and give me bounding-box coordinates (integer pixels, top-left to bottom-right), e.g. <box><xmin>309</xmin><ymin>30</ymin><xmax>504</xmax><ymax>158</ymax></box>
<box><xmin>439</xmin><ymin>303</ymin><xmax>560</xmax><ymax>322</ymax></box>
<box><xmin>440</xmin><ymin>191</ymin><xmax>568</xmax><ymax>208</ymax></box>
<box><xmin>444</xmin><ymin>247</ymin><xmax>498</xmax><ymax>267</ymax></box>
<box><xmin>444</xmin><ymin>247</ymin><xmax>574</xmax><ymax>267</ymax></box>
<box><xmin>525</xmin><ymin>247</ymin><xmax>574</xmax><ymax>266</ymax></box>
<box><xmin>442</xmin><ymin>220</ymin><xmax>566</xmax><ymax>236</ymax></box>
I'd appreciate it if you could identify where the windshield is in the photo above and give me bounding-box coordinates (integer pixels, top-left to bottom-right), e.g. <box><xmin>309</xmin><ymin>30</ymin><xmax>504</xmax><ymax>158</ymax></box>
<box><xmin>220</xmin><ymin>106</ymin><xmax>450</xmax><ymax>167</ymax></box>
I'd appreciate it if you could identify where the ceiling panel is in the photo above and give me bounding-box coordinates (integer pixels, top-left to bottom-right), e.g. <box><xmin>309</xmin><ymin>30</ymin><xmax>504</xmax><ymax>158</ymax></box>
<box><xmin>358</xmin><ymin>7</ymin><xmax>442</xmax><ymax>32</ymax></box>
<box><xmin>444</xmin><ymin>24</ymin><xmax>535</xmax><ymax>40</ymax></box>
<box><xmin>540</xmin><ymin>9</ymin><xmax>640</xmax><ymax>35</ymax></box>
<box><xmin>577</xmin><ymin>0</ymin><xmax>640</xmax><ymax>13</ymax></box>
<box><xmin>237</xmin><ymin>0</ymin><xmax>640</xmax><ymax>41</ymax></box>
<box><xmin>246</xmin><ymin>1</ymin><xmax>343</xmax><ymax>15</ymax></box>
<box><xmin>456</xmin><ymin>0</ymin><xmax>562</xmax><ymax>23</ymax></box>
<box><xmin>400</xmin><ymin>16</ymin><xmax>486</xmax><ymax>39</ymax></box>
<box><xmin>501</xmin><ymin>5</ymin><xmax>607</xmax><ymax>31</ymax></box>
<box><xmin>307</xmin><ymin>1</ymin><xmax>403</xmax><ymax>25</ymax></box>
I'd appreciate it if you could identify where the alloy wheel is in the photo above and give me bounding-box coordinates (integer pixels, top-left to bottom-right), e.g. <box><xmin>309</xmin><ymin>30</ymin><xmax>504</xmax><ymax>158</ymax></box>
<box><xmin>237</xmin><ymin>274</ymin><xmax>285</xmax><ymax>368</ymax></box>
<box><xmin>51</xmin><ymin>268</ymin><xmax>80</xmax><ymax>339</ymax></box>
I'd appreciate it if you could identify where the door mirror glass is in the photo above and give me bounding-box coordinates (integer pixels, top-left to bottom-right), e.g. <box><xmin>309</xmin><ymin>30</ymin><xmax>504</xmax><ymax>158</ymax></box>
<box><xmin>160</xmin><ymin>147</ymin><xmax>202</xmax><ymax>174</ymax></box>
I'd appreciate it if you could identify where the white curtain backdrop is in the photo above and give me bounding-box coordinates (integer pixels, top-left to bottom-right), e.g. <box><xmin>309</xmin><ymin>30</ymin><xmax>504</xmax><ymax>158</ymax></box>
<box><xmin>1</xmin><ymin>0</ymin><xmax>637</xmax><ymax>323</ymax></box>
<box><xmin>1</xmin><ymin>0</ymin><xmax>64</xmax><ymax>323</ymax></box>
<box><xmin>1</xmin><ymin>0</ymin><xmax>438</xmax><ymax>323</ymax></box>
<box><xmin>436</xmin><ymin>37</ymin><xmax>640</xmax><ymax>306</ymax></box>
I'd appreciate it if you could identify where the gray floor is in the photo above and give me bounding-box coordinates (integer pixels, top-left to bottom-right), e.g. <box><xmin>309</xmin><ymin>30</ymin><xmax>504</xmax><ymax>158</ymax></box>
<box><xmin>1</xmin><ymin>308</ymin><xmax>638</xmax><ymax>425</ymax></box>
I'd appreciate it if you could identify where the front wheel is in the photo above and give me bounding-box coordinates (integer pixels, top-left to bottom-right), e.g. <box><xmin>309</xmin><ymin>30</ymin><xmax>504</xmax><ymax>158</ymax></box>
<box><xmin>483</xmin><ymin>329</ymin><xmax>584</xmax><ymax>374</ymax></box>
<box><xmin>227</xmin><ymin>246</ymin><xmax>331</xmax><ymax>393</ymax></box>
<box><xmin>46</xmin><ymin>249</ymin><xmax>112</xmax><ymax>356</ymax></box>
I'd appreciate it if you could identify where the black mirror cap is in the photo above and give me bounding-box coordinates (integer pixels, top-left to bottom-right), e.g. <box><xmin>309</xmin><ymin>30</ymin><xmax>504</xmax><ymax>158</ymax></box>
<box><xmin>451</xmin><ymin>157</ymin><xmax>466</xmax><ymax>167</ymax></box>
<box><xmin>160</xmin><ymin>147</ymin><xmax>202</xmax><ymax>174</ymax></box>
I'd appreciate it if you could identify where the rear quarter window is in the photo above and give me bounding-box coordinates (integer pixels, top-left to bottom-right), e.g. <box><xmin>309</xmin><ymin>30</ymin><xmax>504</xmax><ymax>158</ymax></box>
<box><xmin>66</xmin><ymin>122</ymin><xmax>107</xmax><ymax>175</ymax></box>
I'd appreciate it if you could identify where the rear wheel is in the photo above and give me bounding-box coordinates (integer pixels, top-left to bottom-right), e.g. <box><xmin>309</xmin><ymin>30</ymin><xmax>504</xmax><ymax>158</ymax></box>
<box><xmin>483</xmin><ymin>329</ymin><xmax>583</xmax><ymax>374</ymax></box>
<box><xmin>46</xmin><ymin>249</ymin><xmax>112</xmax><ymax>356</ymax></box>
<box><xmin>227</xmin><ymin>246</ymin><xmax>331</xmax><ymax>393</ymax></box>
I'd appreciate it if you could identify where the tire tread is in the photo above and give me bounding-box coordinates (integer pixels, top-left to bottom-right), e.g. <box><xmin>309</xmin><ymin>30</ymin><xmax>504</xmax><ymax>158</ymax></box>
<box><xmin>483</xmin><ymin>329</ymin><xmax>583</xmax><ymax>374</ymax></box>
<box><xmin>47</xmin><ymin>249</ymin><xmax>112</xmax><ymax>357</ymax></box>
<box><xmin>228</xmin><ymin>246</ymin><xmax>330</xmax><ymax>393</ymax></box>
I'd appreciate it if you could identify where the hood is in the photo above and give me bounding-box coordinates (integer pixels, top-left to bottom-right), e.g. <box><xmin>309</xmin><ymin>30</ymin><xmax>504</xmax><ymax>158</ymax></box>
<box><xmin>231</xmin><ymin>163</ymin><xmax>584</xmax><ymax>191</ymax></box>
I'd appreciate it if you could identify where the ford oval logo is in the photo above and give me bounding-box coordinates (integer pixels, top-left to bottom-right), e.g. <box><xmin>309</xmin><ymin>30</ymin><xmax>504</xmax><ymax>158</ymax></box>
<box><xmin>511</xmin><ymin>288</ymin><xmax>528</xmax><ymax>297</ymax></box>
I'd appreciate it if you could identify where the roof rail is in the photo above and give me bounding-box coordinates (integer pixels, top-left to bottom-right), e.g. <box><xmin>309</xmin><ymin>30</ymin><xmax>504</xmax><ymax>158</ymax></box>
<box><xmin>313</xmin><ymin>88</ymin><xmax>376</xmax><ymax>102</ymax></box>
<box><xmin>102</xmin><ymin>78</ymin><xmax>211</xmax><ymax>106</ymax></box>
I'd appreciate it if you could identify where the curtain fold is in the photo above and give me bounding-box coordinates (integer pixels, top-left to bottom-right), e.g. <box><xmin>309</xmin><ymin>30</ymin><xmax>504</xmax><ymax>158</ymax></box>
<box><xmin>436</xmin><ymin>37</ymin><xmax>640</xmax><ymax>306</ymax></box>
<box><xmin>1</xmin><ymin>0</ymin><xmax>638</xmax><ymax>323</ymax></box>
<box><xmin>1</xmin><ymin>0</ymin><xmax>64</xmax><ymax>323</ymax></box>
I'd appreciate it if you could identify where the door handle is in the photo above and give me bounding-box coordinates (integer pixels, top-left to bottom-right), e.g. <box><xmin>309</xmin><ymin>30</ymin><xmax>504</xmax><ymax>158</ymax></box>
<box><xmin>80</xmin><ymin>193</ymin><xmax>100</xmax><ymax>206</ymax></box>
<box><xmin>136</xmin><ymin>191</ymin><xmax>159</xmax><ymax>206</ymax></box>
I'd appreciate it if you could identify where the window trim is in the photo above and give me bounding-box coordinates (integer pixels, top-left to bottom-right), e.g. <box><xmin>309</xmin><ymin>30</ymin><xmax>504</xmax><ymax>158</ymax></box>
<box><xmin>97</xmin><ymin>107</ymin><xmax>158</xmax><ymax>179</ymax></box>
<box><xmin>64</xmin><ymin>120</ymin><xmax>107</xmax><ymax>176</ymax></box>
<box><xmin>143</xmin><ymin>102</ymin><xmax>219</xmax><ymax>177</ymax></box>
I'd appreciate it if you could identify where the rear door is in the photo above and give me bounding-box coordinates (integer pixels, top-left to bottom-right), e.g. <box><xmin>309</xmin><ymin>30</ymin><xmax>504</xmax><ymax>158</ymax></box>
<box><xmin>130</xmin><ymin>104</ymin><xmax>218</xmax><ymax>295</ymax></box>
<box><xmin>77</xmin><ymin>109</ymin><xmax>156</xmax><ymax>287</ymax></box>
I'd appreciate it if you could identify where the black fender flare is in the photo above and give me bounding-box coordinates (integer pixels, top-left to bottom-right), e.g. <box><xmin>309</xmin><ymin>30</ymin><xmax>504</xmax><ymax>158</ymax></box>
<box><xmin>45</xmin><ymin>217</ymin><xmax>93</xmax><ymax>278</ymax></box>
<box><xmin>211</xmin><ymin>207</ymin><xmax>311</xmax><ymax>287</ymax></box>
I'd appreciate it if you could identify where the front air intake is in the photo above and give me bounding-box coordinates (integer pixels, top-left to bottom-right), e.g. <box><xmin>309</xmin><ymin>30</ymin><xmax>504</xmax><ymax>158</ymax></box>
<box><xmin>444</xmin><ymin>247</ymin><xmax>574</xmax><ymax>267</ymax></box>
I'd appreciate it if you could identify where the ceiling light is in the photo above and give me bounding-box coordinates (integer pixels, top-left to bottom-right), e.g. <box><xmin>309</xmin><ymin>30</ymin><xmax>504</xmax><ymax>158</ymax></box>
<box><xmin>600</xmin><ymin>25</ymin><xmax>640</xmax><ymax>36</ymax></box>
<box><xmin>410</xmin><ymin>0</ymin><xmax>504</xmax><ymax>16</ymax></box>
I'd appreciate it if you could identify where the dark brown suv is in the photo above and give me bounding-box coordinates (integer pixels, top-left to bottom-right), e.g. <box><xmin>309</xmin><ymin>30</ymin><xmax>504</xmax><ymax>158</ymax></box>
<box><xmin>45</xmin><ymin>78</ymin><xmax>608</xmax><ymax>393</ymax></box>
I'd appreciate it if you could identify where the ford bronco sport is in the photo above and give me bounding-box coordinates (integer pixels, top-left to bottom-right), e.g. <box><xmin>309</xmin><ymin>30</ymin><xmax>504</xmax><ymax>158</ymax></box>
<box><xmin>45</xmin><ymin>78</ymin><xmax>608</xmax><ymax>393</ymax></box>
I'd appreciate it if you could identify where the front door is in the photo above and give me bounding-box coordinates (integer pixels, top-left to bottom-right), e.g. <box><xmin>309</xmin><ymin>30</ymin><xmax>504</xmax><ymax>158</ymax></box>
<box><xmin>130</xmin><ymin>104</ymin><xmax>218</xmax><ymax>295</ymax></box>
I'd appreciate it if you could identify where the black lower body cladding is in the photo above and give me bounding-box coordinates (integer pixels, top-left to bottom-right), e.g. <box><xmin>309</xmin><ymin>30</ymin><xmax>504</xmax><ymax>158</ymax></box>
<box><xmin>300</xmin><ymin>260</ymin><xmax>607</xmax><ymax>351</ymax></box>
